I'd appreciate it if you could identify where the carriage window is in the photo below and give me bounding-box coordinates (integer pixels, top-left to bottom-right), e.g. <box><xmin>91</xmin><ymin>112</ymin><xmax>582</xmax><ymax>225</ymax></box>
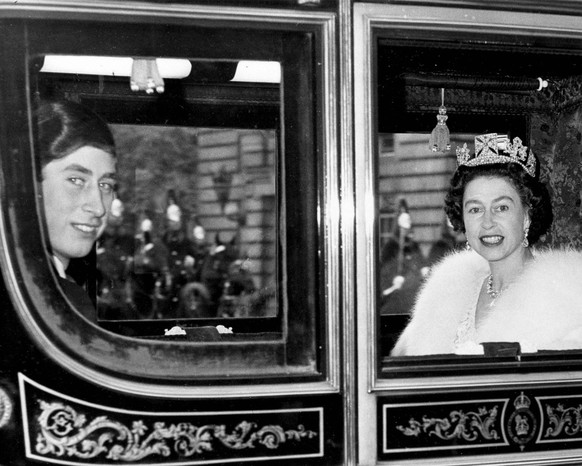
<box><xmin>11</xmin><ymin>10</ymin><xmax>333</xmax><ymax>386</ymax></box>
<box><xmin>372</xmin><ymin>35</ymin><xmax>582</xmax><ymax>377</ymax></box>
<box><xmin>33</xmin><ymin>55</ymin><xmax>283</xmax><ymax>339</ymax></box>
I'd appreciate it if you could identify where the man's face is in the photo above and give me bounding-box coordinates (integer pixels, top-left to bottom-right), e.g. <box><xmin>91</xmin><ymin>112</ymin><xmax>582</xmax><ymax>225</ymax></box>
<box><xmin>42</xmin><ymin>146</ymin><xmax>117</xmax><ymax>268</ymax></box>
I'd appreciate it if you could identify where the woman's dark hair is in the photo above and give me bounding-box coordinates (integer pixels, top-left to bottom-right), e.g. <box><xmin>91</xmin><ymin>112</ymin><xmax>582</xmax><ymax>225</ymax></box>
<box><xmin>36</xmin><ymin>100</ymin><xmax>116</xmax><ymax>169</ymax></box>
<box><xmin>444</xmin><ymin>163</ymin><xmax>553</xmax><ymax>246</ymax></box>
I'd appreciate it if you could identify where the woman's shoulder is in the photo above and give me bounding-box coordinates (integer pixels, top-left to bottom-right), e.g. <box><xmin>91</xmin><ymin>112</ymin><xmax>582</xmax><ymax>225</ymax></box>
<box><xmin>532</xmin><ymin>247</ymin><xmax>582</xmax><ymax>270</ymax></box>
<box><xmin>530</xmin><ymin>247</ymin><xmax>582</xmax><ymax>296</ymax></box>
<box><xmin>480</xmin><ymin>247</ymin><xmax>582</xmax><ymax>348</ymax></box>
<box><xmin>502</xmin><ymin>247</ymin><xmax>582</xmax><ymax>305</ymax></box>
<box><xmin>526</xmin><ymin>248</ymin><xmax>582</xmax><ymax>287</ymax></box>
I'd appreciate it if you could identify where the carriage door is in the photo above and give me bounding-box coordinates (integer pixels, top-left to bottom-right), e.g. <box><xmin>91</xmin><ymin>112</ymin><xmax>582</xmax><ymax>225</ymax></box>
<box><xmin>0</xmin><ymin>3</ymin><xmax>346</xmax><ymax>465</ymax></box>
<box><xmin>355</xmin><ymin>4</ymin><xmax>582</xmax><ymax>465</ymax></box>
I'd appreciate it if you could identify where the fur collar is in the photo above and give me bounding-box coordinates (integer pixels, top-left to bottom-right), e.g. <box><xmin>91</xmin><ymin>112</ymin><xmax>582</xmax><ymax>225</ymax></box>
<box><xmin>391</xmin><ymin>248</ymin><xmax>582</xmax><ymax>356</ymax></box>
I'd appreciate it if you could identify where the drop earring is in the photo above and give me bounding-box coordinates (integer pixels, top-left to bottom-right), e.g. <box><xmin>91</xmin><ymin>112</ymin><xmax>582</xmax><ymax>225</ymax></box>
<box><xmin>466</xmin><ymin>241</ymin><xmax>471</xmax><ymax>251</ymax></box>
<box><xmin>522</xmin><ymin>227</ymin><xmax>530</xmax><ymax>248</ymax></box>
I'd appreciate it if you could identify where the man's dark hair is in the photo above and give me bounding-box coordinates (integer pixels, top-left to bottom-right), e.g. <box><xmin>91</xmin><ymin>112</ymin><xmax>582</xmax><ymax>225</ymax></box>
<box><xmin>36</xmin><ymin>100</ymin><xmax>116</xmax><ymax>169</ymax></box>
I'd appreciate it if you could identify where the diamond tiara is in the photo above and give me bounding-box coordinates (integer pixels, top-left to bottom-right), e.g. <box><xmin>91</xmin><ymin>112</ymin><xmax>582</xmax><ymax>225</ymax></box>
<box><xmin>456</xmin><ymin>133</ymin><xmax>537</xmax><ymax>178</ymax></box>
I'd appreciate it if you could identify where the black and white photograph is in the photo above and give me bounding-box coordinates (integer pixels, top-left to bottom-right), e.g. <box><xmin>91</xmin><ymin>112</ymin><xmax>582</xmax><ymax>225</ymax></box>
<box><xmin>0</xmin><ymin>1</ymin><xmax>582</xmax><ymax>465</ymax></box>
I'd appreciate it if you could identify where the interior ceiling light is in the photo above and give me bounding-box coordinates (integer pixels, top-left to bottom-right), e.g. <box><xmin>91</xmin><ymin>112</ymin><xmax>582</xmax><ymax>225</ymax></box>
<box><xmin>40</xmin><ymin>56</ymin><xmax>281</xmax><ymax>84</ymax></box>
<box><xmin>40</xmin><ymin>56</ymin><xmax>192</xmax><ymax>79</ymax></box>
<box><xmin>230</xmin><ymin>61</ymin><xmax>281</xmax><ymax>84</ymax></box>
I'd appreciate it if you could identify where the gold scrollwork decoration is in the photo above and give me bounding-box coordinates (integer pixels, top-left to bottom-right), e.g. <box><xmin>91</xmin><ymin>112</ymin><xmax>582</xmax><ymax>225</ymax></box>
<box><xmin>35</xmin><ymin>401</ymin><xmax>317</xmax><ymax>461</ymax></box>
<box><xmin>397</xmin><ymin>406</ymin><xmax>500</xmax><ymax>442</ymax></box>
<box><xmin>544</xmin><ymin>403</ymin><xmax>582</xmax><ymax>438</ymax></box>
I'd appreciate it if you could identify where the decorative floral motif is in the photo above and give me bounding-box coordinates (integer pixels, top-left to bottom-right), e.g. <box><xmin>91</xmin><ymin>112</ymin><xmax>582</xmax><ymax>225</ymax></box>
<box><xmin>396</xmin><ymin>405</ymin><xmax>500</xmax><ymax>442</ymax></box>
<box><xmin>548</xmin><ymin>75</ymin><xmax>582</xmax><ymax>113</ymax></box>
<box><xmin>544</xmin><ymin>403</ymin><xmax>582</xmax><ymax>438</ymax></box>
<box><xmin>531</xmin><ymin>107</ymin><xmax>582</xmax><ymax>249</ymax></box>
<box><xmin>35</xmin><ymin>401</ymin><xmax>316</xmax><ymax>462</ymax></box>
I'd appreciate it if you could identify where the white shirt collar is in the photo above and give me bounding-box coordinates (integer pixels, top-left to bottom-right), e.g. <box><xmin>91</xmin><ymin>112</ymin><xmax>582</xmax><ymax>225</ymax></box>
<box><xmin>52</xmin><ymin>256</ymin><xmax>67</xmax><ymax>279</ymax></box>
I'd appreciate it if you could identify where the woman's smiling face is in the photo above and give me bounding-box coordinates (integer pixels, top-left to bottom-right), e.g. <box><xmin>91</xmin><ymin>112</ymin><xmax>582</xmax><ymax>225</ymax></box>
<box><xmin>462</xmin><ymin>176</ymin><xmax>530</xmax><ymax>262</ymax></box>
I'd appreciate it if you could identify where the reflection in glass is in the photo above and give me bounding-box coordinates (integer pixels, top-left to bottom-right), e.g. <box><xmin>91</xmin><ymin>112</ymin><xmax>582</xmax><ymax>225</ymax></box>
<box><xmin>23</xmin><ymin>11</ymin><xmax>326</xmax><ymax>381</ymax></box>
<box><xmin>97</xmin><ymin>125</ymin><xmax>277</xmax><ymax>322</ymax></box>
<box><xmin>378</xmin><ymin>133</ymin><xmax>469</xmax><ymax>318</ymax></box>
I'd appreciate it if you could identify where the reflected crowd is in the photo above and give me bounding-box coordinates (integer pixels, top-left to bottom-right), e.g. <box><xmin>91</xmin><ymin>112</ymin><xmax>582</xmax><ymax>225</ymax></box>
<box><xmin>379</xmin><ymin>198</ymin><xmax>466</xmax><ymax>316</ymax></box>
<box><xmin>96</xmin><ymin>197</ymin><xmax>273</xmax><ymax>321</ymax></box>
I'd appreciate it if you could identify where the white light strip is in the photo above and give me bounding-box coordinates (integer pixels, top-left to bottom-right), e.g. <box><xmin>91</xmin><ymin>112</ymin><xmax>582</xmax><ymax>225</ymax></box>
<box><xmin>231</xmin><ymin>60</ymin><xmax>281</xmax><ymax>84</ymax></box>
<box><xmin>41</xmin><ymin>56</ymin><xmax>280</xmax><ymax>84</ymax></box>
<box><xmin>40</xmin><ymin>56</ymin><xmax>192</xmax><ymax>79</ymax></box>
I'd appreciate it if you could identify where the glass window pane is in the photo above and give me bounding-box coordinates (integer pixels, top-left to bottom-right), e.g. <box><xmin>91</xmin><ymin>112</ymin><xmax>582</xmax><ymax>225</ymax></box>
<box><xmin>97</xmin><ymin>125</ymin><xmax>278</xmax><ymax>327</ymax></box>
<box><xmin>376</xmin><ymin>36</ymin><xmax>582</xmax><ymax>375</ymax></box>
<box><xmin>16</xmin><ymin>10</ymin><xmax>331</xmax><ymax>385</ymax></box>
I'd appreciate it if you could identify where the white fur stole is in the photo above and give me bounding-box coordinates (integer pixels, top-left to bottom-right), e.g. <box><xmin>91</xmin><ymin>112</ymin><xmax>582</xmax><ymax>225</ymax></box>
<box><xmin>390</xmin><ymin>248</ymin><xmax>582</xmax><ymax>356</ymax></box>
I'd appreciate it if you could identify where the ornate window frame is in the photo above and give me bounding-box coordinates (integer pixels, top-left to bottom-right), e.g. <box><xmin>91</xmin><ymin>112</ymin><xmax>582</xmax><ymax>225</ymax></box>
<box><xmin>354</xmin><ymin>3</ymin><xmax>582</xmax><ymax>393</ymax></box>
<box><xmin>0</xmin><ymin>0</ymin><xmax>340</xmax><ymax>397</ymax></box>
